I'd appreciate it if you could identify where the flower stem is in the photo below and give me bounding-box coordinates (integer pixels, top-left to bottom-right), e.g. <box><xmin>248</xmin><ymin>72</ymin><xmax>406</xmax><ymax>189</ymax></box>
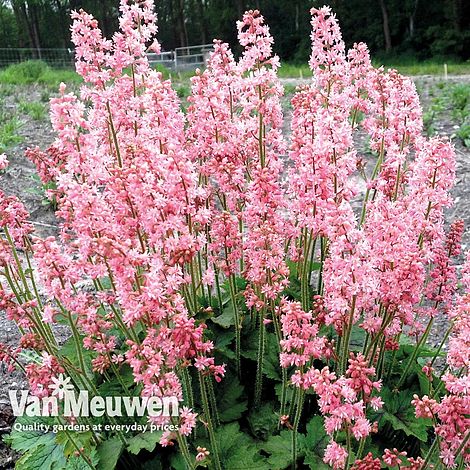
<box><xmin>340</xmin><ymin>296</ymin><xmax>357</xmax><ymax>374</ymax></box>
<box><xmin>198</xmin><ymin>372</ymin><xmax>222</xmax><ymax>470</ymax></box>
<box><xmin>206</xmin><ymin>376</ymin><xmax>220</xmax><ymax>427</ymax></box>
<box><xmin>453</xmin><ymin>429</ymin><xmax>470</xmax><ymax>465</ymax></box>
<box><xmin>356</xmin><ymin>437</ymin><xmax>366</xmax><ymax>461</ymax></box>
<box><xmin>228</xmin><ymin>274</ymin><xmax>241</xmax><ymax>377</ymax></box>
<box><xmin>254</xmin><ymin>305</ymin><xmax>266</xmax><ymax>407</ymax></box>
<box><xmin>397</xmin><ymin>317</ymin><xmax>433</xmax><ymax>389</ymax></box>
<box><xmin>291</xmin><ymin>388</ymin><xmax>304</xmax><ymax>469</ymax></box>
<box><xmin>176</xmin><ymin>432</ymin><xmax>196</xmax><ymax>470</ymax></box>
<box><xmin>430</xmin><ymin>322</ymin><xmax>453</xmax><ymax>367</ymax></box>
<box><xmin>421</xmin><ymin>434</ymin><xmax>440</xmax><ymax>469</ymax></box>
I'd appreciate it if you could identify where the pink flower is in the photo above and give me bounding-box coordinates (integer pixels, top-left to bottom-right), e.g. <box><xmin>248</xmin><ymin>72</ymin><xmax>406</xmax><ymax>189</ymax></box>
<box><xmin>42</xmin><ymin>305</ymin><xmax>58</xmax><ymax>324</ymax></box>
<box><xmin>25</xmin><ymin>353</ymin><xmax>65</xmax><ymax>398</ymax></box>
<box><xmin>0</xmin><ymin>153</ymin><xmax>9</xmax><ymax>170</ymax></box>
<box><xmin>351</xmin><ymin>453</ymin><xmax>381</xmax><ymax>470</ymax></box>
<box><xmin>382</xmin><ymin>448</ymin><xmax>407</xmax><ymax>467</ymax></box>
<box><xmin>411</xmin><ymin>394</ymin><xmax>437</xmax><ymax>419</ymax></box>
<box><xmin>370</xmin><ymin>396</ymin><xmax>384</xmax><ymax>411</ymax></box>
<box><xmin>346</xmin><ymin>353</ymin><xmax>381</xmax><ymax>397</ymax></box>
<box><xmin>179</xmin><ymin>407</ymin><xmax>198</xmax><ymax>436</ymax></box>
<box><xmin>324</xmin><ymin>440</ymin><xmax>348</xmax><ymax>469</ymax></box>
<box><xmin>0</xmin><ymin>192</ymin><xmax>34</xmax><ymax>247</ymax></box>
<box><xmin>196</xmin><ymin>446</ymin><xmax>210</xmax><ymax>462</ymax></box>
<box><xmin>351</xmin><ymin>417</ymin><xmax>371</xmax><ymax>440</ymax></box>
<box><xmin>280</xmin><ymin>300</ymin><xmax>328</xmax><ymax>368</ymax></box>
<box><xmin>0</xmin><ymin>343</ymin><xmax>21</xmax><ymax>373</ymax></box>
<box><xmin>0</xmin><ymin>1</ymin><xmax>468</xmax><ymax>460</ymax></box>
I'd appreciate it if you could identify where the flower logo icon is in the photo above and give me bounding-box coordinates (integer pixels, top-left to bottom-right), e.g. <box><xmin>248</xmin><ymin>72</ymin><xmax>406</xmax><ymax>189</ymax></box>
<box><xmin>48</xmin><ymin>374</ymin><xmax>75</xmax><ymax>400</ymax></box>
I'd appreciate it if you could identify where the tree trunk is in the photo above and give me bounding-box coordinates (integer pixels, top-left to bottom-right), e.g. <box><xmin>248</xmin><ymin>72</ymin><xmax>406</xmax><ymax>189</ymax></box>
<box><xmin>27</xmin><ymin>1</ymin><xmax>42</xmax><ymax>57</ymax></box>
<box><xmin>295</xmin><ymin>2</ymin><xmax>299</xmax><ymax>32</ymax></box>
<box><xmin>409</xmin><ymin>0</ymin><xmax>419</xmax><ymax>38</ymax></box>
<box><xmin>100</xmin><ymin>0</ymin><xmax>111</xmax><ymax>38</ymax></box>
<box><xmin>195</xmin><ymin>0</ymin><xmax>208</xmax><ymax>44</ymax></box>
<box><xmin>170</xmin><ymin>0</ymin><xmax>187</xmax><ymax>48</ymax></box>
<box><xmin>11</xmin><ymin>2</ymin><xmax>27</xmax><ymax>48</ymax></box>
<box><xmin>236</xmin><ymin>0</ymin><xmax>245</xmax><ymax>18</ymax></box>
<box><xmin>14</xmin><ymin>1</ymin><xmax>41</xmax><ymax>56</ymax></box>
<box><xmin>54</xmin><ymin>0</ymin><xmax>69</xmax><ymax>48</ymax></box>
<box><xmin>176</xmin><ymin>0</ymin><xmax>188</xmax><ymax>47</ymax></box>
<box><xmin>169</xmin><ymin>0</ymin><xmax>179</xmax><ymax>49</ymax></box>
<box><xmin>453</xmin><ymin>0</ymin><xmax>463</xmax><ymax>31</ymax></box>
<box><xmin>379</xmin><ymin>0</ymin><xmax>392</xmax><ymax>52</ymax></box>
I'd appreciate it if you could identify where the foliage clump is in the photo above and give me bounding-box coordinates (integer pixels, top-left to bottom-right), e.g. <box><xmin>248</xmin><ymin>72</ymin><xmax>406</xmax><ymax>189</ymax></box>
<box><xmin>1</xmin><ymin>2</ymin><xmax>469</xmax><ymax>469</ymax></box>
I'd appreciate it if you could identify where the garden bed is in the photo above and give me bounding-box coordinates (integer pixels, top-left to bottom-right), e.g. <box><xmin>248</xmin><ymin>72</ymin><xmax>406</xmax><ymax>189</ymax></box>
<box><xmin>0</xmin><ymin>61</ymin><xmax>469</xmax><ymax>468</ymax></box>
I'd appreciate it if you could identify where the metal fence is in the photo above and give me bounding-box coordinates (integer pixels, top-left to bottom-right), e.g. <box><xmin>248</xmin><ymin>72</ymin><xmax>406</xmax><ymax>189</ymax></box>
<box><xmin>0</xmin><ymin>48</ymin><xmax>74</xmax><ymax>68</ymax></box>
<box><xmin>147</xmin><ymin>51</ymin><xmax>176</xmax><ymax>70</ymax></box>
<box><xmin>174</xmin><ymin>44</ymin><xmax>213</xmax><ymax>70</ymax></box>
<box><xmin>0</xmin><ymin>44</ymin><xmax>213</xmax><ymax>71</ymax></box>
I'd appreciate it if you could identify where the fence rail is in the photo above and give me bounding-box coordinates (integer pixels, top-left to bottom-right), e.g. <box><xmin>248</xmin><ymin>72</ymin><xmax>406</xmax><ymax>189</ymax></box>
<box><xmin>174</xmin><ymin>44</ymin><xmax>213</xmax><ymax>70</ymax></box>
<box><xmin>0</xmin><ymin>48</ymin><xmax>74</xmax><ymax>68</ymax></box>
<box><xmin>0</xmin><ymin>44</ymin><xmax>214</xmax><ymax>71</ymax></box>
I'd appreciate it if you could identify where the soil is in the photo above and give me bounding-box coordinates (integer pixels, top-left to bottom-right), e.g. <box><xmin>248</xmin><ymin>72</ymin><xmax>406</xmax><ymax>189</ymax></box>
<box><xmin>0</xmin><ymin>84</ymin><xmax>65</xmax><ymax>468</ymax></box>
<box><xmin>0</xmin><ymin>75</ymin><xmax>468</xmax><ymax>467</ymax></box>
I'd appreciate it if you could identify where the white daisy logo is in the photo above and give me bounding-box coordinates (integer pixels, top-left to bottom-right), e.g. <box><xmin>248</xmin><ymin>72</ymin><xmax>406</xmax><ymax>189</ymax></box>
<box><xmin>48</xmin><ymin>374</ymin><xmax>75</xmax><ymax>400</ymax></box>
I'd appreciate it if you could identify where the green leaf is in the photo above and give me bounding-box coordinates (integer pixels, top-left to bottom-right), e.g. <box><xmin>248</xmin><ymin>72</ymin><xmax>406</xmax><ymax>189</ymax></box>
<box><xmin>310</xmin><ymin>262</ymin><xmax>322</xmax><ymax>271</ymax></box>
<box><xmin>5</xmin><ymin>417</ymin><xmax>83</xmax><ymax>470</ymax></box>
<box><xmin>127</xmin><ymin>431</ymin><xmax>162</xmax><ymax>455</ymax></box>
<box><xmin>4</xmin><ymin>416</ymin><xmax>56</xmax><ymax>452</ymax></box>
<box><xmin>382</xmin><ymin>412</ymin><xmax>428</xmax><ymax>441</ymax></box>
<box><xmin>241</xmin><ymin>331</ymin><xmax>281</xmax><ymax>381</ymax></box>
<box><xmin>282</xmin><ymin>282</ymin><xmax>302</xmax><ymax>302</ymax></box>
<box><xmin>206</xmin><ymin>423</ymin><xmax>267</xmax><ymax>469</ymax></box>
<box><xmin>274</xmin><ymin>383</ymin><xmax>294</xmax><ymax>407</ymax></box>
<box><xmin>98</xmin><ymin>365</ymin><xmax>137</xmax><ymax>397</ymax></box>
<box><xmin>247</xmin><ymin>402</ymin><xmax>278</xmax><ymax>441</ymax></box>
<box><xmin>15</xmin><ymin>443</ymin><xmax>66</xmax><ymax>470</ymax></box>
<box><xmin>283</xmin><ymin>260</ymin><xmax>302</xmax><ymax>301</ymax></box>
<box><xmin>261</xmin><ymin>332</ymin><xmax>282</xmax><ymax>381</ymax></box>
<box><xmin>141</xmin><ymin>456</ymin><xmax>163</xmax><ymax>470</ymax></box>
<box><xmin>301</xmin><ymin>416</ymin><xmax>330</xmax><ymax>470</ymax></box>
<box><xmin>57</xmin><ymin>336</ymin><xmax>95</xmax><ymax>380</ymax></box>
<box><xmin>303</xmin><ymin>451</ymin><xmax>330</xmax><ymax>470</ymax></box>
<box><xmin>417</xmin><ymin>367</ymin><xmax>431</xmax><ymax>396</ymax></box>
<box><xmin>66</xmin><ymin>450</ymin><xmax>99</xmax><ymax>470</ymax></box>
<box><xmin>97</xmin><ymin>276</ymin><xmax>113</xmax><ymax>291</ymax></box>
<box><xmin>349</xmin><ymin>325</ymin><xmax>366</xmax><ymax>351</ymax></box>
<box><xmin>233</xmin><ymin>276</ymin><xmax>248</xmax><ymax>292</ymax></box>
<box><xmin>377</xmin><ymin>387</ymin><xmax>431</xmax><ymax>442</ymax></box>
<box><xmin>216</xmin><ymin>373</ymin><xmax>247</xmax><ymax>422</ymax></box>
<box><xmin>212</xmin><ymin>301</ymin><xmax>235</xmax><ymax>328</ymax></box>
<box><xmin>212</xmin><ymin>327</ymin><xmax>236</xmax><ymax>360</ymax></box>
<box><xmin>170</xmin><ymin>451</ymin><xmax>187</xmax><ymax>470</ymax></box>
<box><xmin>304</xmin><ymin>416</ymin><xmax>328</xmax><ymax>448</ymax></box>
<box><xmin>398</xmin><ymin>336</ymin><xmax>440</xmax><ymax>359</ymax></box>
<box><xmin>218</xmin><ymin>277</ymin><xmax>247</xmax><ymax>308</ymax></box>
<box><xmin>286</xmin><ymin>260</ymin><xmax>299</xmax><ymax>279</ymax></box>
<box><xmin>56</xmin><ymin>430</ymin><xmax>94</xmax><ymax>458</ymax></box>
<box><xmin>258</xmin><ymin>430</ymin><xmax>300</xmax><ymax>469</ymax></box>
<box><xmin>213</xmin><ymin>327</ymin><xmax>235</xmax><ymax>348</ymax></box>
<box><xmin>96</xmin><ymin>437</ymin><xmax>123</xmax><ymax>470</ymax></box>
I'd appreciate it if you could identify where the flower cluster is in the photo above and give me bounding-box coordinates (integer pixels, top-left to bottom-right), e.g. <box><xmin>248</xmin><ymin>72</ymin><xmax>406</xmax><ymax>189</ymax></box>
<box><xmin>0</xmin><ymin>2</ymin><xmax>468</xmax><ymax>469</ymax></box>
<box><xmin>412</xmin><ymin>252</ymin><xmax>470</xmax><ymax>468</ymax></box>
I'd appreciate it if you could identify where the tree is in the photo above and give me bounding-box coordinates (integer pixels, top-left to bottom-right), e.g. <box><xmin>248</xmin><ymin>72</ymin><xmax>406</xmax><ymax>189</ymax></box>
<box><xmin>378</xmin><ymin>0</ymin><xmax>392</xmax><ymax>51</ymax></box>
<box><xmin>0</xmin><ymin>0</ymin><xmax>469</xmax><ymax>64</ymax></box>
